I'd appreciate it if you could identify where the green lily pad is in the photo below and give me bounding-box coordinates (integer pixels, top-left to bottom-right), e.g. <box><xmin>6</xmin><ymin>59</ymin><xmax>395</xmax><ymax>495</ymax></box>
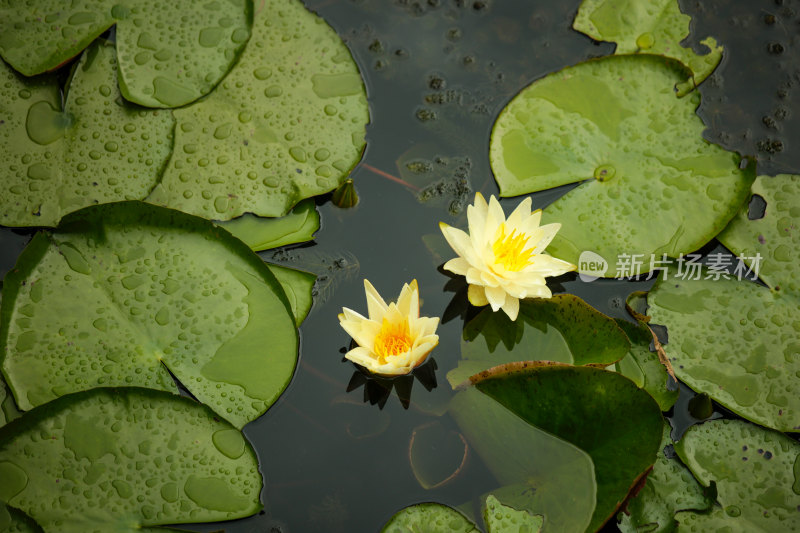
<box><xmin>618</xmin><ymin>424</ymin><xmax>712</xmax><ymax>533</ymax></box>
<box><xmin>573</xmin><ymin>0</ymin><xmax>722</xmax><ymax>95</ymax></box>
<box><xmin>489</xmin><ymin>54</ymin><xmax>754</xmax><ymax>276</ymax></box>
<box><xmin>218</xmin><ymin>199</ymin><xmax>320</xmax><ymax>252</ymax></box>
<box><xmin>0</xmin><ymin>387</ymin><xmax>262</xmax><ymax>532</ymax></box>
<box><xmin>448</xmin><ymin>294</ymin><xmax>630</xmax><ymax>388</ymax></box>
<box><xmin>0</xmin><ymin>202</ymin><xmax>297</xmax><ymax>428</ymax></box>
<box><xmin>473</xmin><ymin>364</ymin><xmax>663</xmax><ymax>532</ymax></box>
<box><xmin>613</xmin><ymin>319</ymin><xmax>678</xmax><ymax>411</ymax></box>
<box><xmin>0</xmin><ymin>503</ymin><xmax>42</xmax><ymax>533</ymax></box>
<box><xmin>0</xmin><ymin>0</ymin><xmax>251</xmax><ymax>108</ymax></box>
<box><xmin>266</xmin><ymin>263</ymin><xmax>315</xmax><ymax>327</ymax></box>
<box><xmin>674</xmin><ymin>419</ymin><xmax>800</xmax><ymax>531</ymax></box>
<box><xmin>0</xmin><ymin>42</ymin><xmax>174</xmax><ymax>228</ymax></box>
<box><xmin>450</xmin><ymin>387</ymin><xmax>597</xmax><ymax>533</ymax></box>
<box><xmin>484</xmin><ymin>495</ymin><xmax>543</xmax><ymax>533</ymax></box>
<box><xmin>718</xmin><ymin>174</ymin><xmax>800</xmax><ymax>295</ymax></box>
<box><xmin>648</xmin><ymin>270</ymin><xmax>800</xmax><ymax>432</ymax></box>
<box><xmin>381</xmin><ymin>502</ymin><xmax>479</xmax><ymax>533</ymax></box>
<box><xmin>146</xmin><ymin>0</ymin><xmax>369</xmax><ymax>220</ymax></box>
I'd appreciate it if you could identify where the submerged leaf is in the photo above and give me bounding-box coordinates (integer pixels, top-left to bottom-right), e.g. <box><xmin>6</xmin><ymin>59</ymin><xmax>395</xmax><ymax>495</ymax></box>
<box><xmin>489</xmin><ymin>54</ymin><xmax>753</xmax><ymax>276</ymax></box>
<box><xmin>718</xmin><ymin>174</ymin><xmax>800</xmax><ymax>295</ymax></box>
<box><xmin>648</xmin><ymin>269</ymin><xmax>800</xmax><ymax>432</ymax></box>
<box><xmin>573</xmin><ymin>0</ymin><xmax>722</xmax><ymax>94</ymax></box>
<box><xmin>674</xmin><ymin>419</ymin><xmax>800</xmax><ymax>531</ymax></box>
<box><xmin>0</xmin><ymin>388</ymin><xmax>262</xmax><ymax>532</ymax></box>
<box><xmin>0</xmin><ymin>42</ymin><xmax>174</xmax><ymax>228</ymax></box>
<box><xmin>147</xmin><ymin>0</ymin><xmax>369</xmax><ymax>220</ymax></box>
<box><xmin>617</xmin><ymin>424</ymin><xmax>712</xmax><ymax>533</ymax></box>
<box><xmin>0</xmin><ymin>0</ymin><xmax>251</xmax><ymax>107</ymax></box>
<box><xmin>408</xmin><ymin>420</ymin><xmax>468</xmax><ymax>490</ymax></box>
<box><xmin>381</xmin><ymin>503</ymin><xmax>479</xmax><ymax>533</ymax></box>
<box><xmin>613</xmin><ymin>319</ymin><xmax>677</xmax><ymax>411</ymax></box>
<box><xmin>217</xmin><ymin>199</ymin><xmax>320</xmax><ymax>252</ymax></box>
<box><xmin>472</xmin><ymin>364</ymin><xmax>663</xmax><ymax>532</ymax></box>
<box><xmin>1</xmin><ymin>202</ymin><xmax>297</xmax><ymax>428</ymax></box>
<box><xmin>448</xmin><ymin>294</ymin><xmax>629</xmax><ymax>388</ymax></box>
<box><xmin>450</xmin><ymin>387</ymin><xmax>597</xmax><ymax>533</ymax></box>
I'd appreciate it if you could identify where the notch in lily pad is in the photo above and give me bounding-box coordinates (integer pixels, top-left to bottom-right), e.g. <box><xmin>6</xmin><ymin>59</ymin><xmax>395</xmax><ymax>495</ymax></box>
<box><xmin>1</xmin><ymin>201</ymin><xmax>299</xmax><ymax>429</ymax></box>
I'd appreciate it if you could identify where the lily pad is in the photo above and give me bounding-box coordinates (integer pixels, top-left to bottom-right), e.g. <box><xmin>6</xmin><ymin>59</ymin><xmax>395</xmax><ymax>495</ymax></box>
<box><xmin>0</xmin><ymin>387</ymin><xmax>262</xmax><ymax>532</ymax></box>
<box><xmin>266</xmin><ymin>264</ymin><xmax>315</xmax><ymax>327</ymax></box>
<box><xmin>381</xmin><ymin>503</ymin><xmax>479</xmax><ymax>533</ymax></box>
<box><xmin>573</xmin><ymin>0</ymin><xmax>722</xmax><ymax>94</ymax></box>
<box><xmin>484</xmin><ymin>495</ymin><xmax>543</xmax><ymax>533</ymax></box>
<box><xmin>489</xmin><ymin>54</ymin><xmax>754</xmax><ymax>276</ymax></box>
<box><xmin>473</xmin><ymin>363</ymin><xmax>663</xmax><ymax>532</ymax></box>
<box><xmin>613</xmin><ymin>319</ymin><xmax>677</xmax><ymax>411</ymax></box>
<box><xmin>718</xmin><ymin>174</ymin><xmax>800</xmax><ymax>295</ymax></box>
<box><xmin>448</xmin><ymin>294</ymin><xmax>630</xmax><ymax>388</ymax></box>
<box><xmin>0</xmin><ymin>42</ymin><xmax>174</xmax><ymax>228</ymax></box>
<box><xmin>218</xmin><ymin>199</ymin><xmax>320</xmax><ymax>252</ymax></box>
<box><xmin>450</xmin><ymin>387</ymin><xmax>597</xmax><ymax>533</ymax></box>
<box><xmin>648</xmin><ymin>270</ymin><xmax>800</xmax><ymax>432</ymax></box>
<box><xmin>146</xmin><ymin>0</ymin><xmax>369</xmax><ymax>220</ymax></box>
<box><xmin>617</xmin><ymin>424</ymin><xmax>712</xmax><ymax>533</ymax></box>
<box><xmin>0</xmin><ymin>0</ymin><xmax>251</xmax><ymax>108</ymax></box>
<box><xmin>674</xmin><ymin>419</ymin><xmax>800</xmax><ymax>531</ymax></box>
<box><xmin>0</xmin><ymin>503</ymin><xmax>42</xmax><ymax>533</ymax></box>
<box><xmin>0</xmin><ymin>202</ymin><xmax>298</xmax><ymax>428</ymax></box>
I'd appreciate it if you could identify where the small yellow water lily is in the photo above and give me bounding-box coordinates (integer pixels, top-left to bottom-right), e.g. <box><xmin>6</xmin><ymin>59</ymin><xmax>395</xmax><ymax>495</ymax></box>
<box><xmin>439</xmin><ymin>192</ymin><xmax>575</xmax><ymax>321</ymax></box>
<box><xmin>339</xmin><ymin>280</ymin><xmax>440</xmax><ymax>376</ymax></box>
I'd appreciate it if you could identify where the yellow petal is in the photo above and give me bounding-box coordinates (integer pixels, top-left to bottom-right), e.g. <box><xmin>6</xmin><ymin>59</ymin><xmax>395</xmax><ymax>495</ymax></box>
<box><xmin>443</xmin><ymin>257</ymin><xmax>471</xmax><ymax>276</ymax></box>
<box><xmin>506</xmin><ymin>196</ymin><xmax>532</xmax><ymax>229</ymax></box>
<box><xmin>484</xmin><ymin>284</ymin><xmax>507</xmax><ymax>311</ymax></box>
<box><xmin>364</xmin><ymin>279</ymin><xmax>388</xmax><ymax>320</ymax></box>
<box><xmin>396</xmin><ymin>279</ymin><xmax>419</xmax><ymax>319</ymax></box>
<box><xmin>468</xmin><ymin>284</ymin><xmax>489</xmax><ymax>306</ymax></box>
<box><xmin>440</xmin><ymin>222</ymin><xmax>481</xmax><ymax>266</ymax></box>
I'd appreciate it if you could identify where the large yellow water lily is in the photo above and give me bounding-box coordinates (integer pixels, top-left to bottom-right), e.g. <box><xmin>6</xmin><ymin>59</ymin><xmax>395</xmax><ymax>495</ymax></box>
<box><xmin>439</xmin><ymin>192</ymin><xmax>575</xmax><ymax>321</ymax></box>
<box><xmin>338</xmin><ymin>280</ymin><xmax>440</xmax><ymax>376</ymax></box>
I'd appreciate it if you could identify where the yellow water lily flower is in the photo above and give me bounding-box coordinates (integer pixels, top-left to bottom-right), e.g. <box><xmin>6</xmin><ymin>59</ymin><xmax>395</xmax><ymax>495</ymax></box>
<box><xmin>339</xmin><ymin>279</ymin><xmax>440</xmax><ymax>376</ymax></box>
<box><xmin>439</xmin><ymin>192</ymin><xmax>575</xmax><ymax>321</ymax></box>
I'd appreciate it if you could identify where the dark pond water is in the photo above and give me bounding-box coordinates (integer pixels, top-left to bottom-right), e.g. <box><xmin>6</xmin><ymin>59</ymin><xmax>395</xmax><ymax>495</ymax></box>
<box><xmin>1</xmin><ymin>0</ymin><xmax>798</xmax><ymax>531</ymax></box>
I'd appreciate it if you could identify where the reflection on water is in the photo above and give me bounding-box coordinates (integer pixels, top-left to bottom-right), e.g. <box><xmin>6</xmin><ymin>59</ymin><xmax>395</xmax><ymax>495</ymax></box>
<box><xmin>346</xmin><ymin>357</ymin><xmax>439</xmax><ymax>409</ymax></box>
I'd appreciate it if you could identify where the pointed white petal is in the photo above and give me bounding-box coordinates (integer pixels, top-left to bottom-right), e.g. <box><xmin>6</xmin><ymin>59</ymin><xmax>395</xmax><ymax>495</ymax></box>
<box><xmin>440</xmin><ymin>223</ymin><xmax>480</xmax><ymax>265</ymax></box>
<box><xmin>530</xmin><ymin>223</ymin><xmax>561</xmax><ymax>254</ymax></box>
<box><xmin>501</xmin><ymin>295</ymin><xmax>520</xmax><ymax>321</ymax></box>
<box><xmin>443</xmin><ymin>257</ymin><xmax>471</xmax><ymax>276</ymax></box>
<box><xmin>506</xmin><ymin>197</ymin><xmax>532</xmax><ymax>229</ymax></box>
<box><xmin>484</xmin><ymin>285</ymin><xmax>507</xmax><ymax>311</ymax></box>
<box><xmin>364</xmin><ymin>279</ymin><xmax>388</xmax><ymax>320</ymax></box>
<box><xmin>396</xmin><ymin>279</ymin><xmax>419</xmax><ymax>319</ymax></box>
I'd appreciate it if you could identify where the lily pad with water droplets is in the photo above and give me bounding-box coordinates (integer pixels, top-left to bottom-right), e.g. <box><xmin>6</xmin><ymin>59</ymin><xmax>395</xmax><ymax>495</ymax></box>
<box><xmin>573</xmin><ymin>0</ymin><xmax>722</xmax><ymax>95</ymax></box>
<box><xmin>718</xmin><ymin>174</ymin><xmax>800</xmax><ymax>295</ymax></box>
<box><xmin>674</xmin><ymin>419</ymin><xmax>800</xmax><ymax>531</ymax></box>
<box><xmin>648</xmin><ymin>269</ymin><xmax>800</xmax><ymax>432</ymax></box>
<box><xmin>450</xmin><ymin>386</ymin><xmax>597</xmax><ymax>533</ymax></box>
<box><xmin>613</xmin><ymin>319</ymin><xmax>678</xmax><ymax>411</ymax></box>
<box><xmin>381</xmin><ymin>502</ymin><xmax>479</xmax><ymax>533</ymax></box>
<box><xmin>146</xmin><ymin>0</ymin><xmax>369</xmax><ymax>221</ymax></box>
<box><xmin>484</xmin><ymin>496</ymin><xmax>543</xmax><ymax>533</ymax></box>
<box><xmin>470</xmin><ymin>363</ymin><xmax>663</xmax><ymax>532</ymax></box>
<box><xmin>218</xmin><ymin>199</ymin><xmax>320</xmax><ymax>252</ymax></box>
<box><xmin>0</xmin><ymin>42</ymin><xmax>174</xmax><ymax>228</ymax></box>
<box><xmin>0</xmin><ymin>0</ymin><xmax>251</xmax><ymax>108</ymax></box>
<box><xmin>0</xmin><ymin>202</ymin><xmax>298</xmax><ymax>429</ymax></box>
<box><xmin>0</xmin><ymin>503</ymin><xmax>42</xmax><ymax>533</ymax></box>
<box><xmin>447</xmin><ymin>294</ymin><xmax>629</xmax><ymax>388</ymax></box>
<box><xmin>489</xmin><ymin>54</ymin><xmax>754</xmax><ymax>277</ymax></box>
<box><xmin>617</xmin><ymin>424</ymin><xmax>712</xmax><ymax>533</ymax></box>
<box><xmin>0</xmin><ymin>387</ymin><xmax>262</xmax><ymax>532</ymax></box>
<box><xmin>266</xmin><ymin>263</ymin><xmax>315</xmax><ymax>327</ymax></box>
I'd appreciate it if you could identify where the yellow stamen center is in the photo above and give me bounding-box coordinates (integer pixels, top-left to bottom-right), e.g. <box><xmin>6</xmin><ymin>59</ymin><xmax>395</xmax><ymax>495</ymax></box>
<box><xmin>374</xmin><ymin>318</ymin><xmax>412</xmax><ymax>363</ymax></box>
<box><xmin>492</xmin><ymin>224</ymin><xmax>534</xmax><ymax>272</ymax></box>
